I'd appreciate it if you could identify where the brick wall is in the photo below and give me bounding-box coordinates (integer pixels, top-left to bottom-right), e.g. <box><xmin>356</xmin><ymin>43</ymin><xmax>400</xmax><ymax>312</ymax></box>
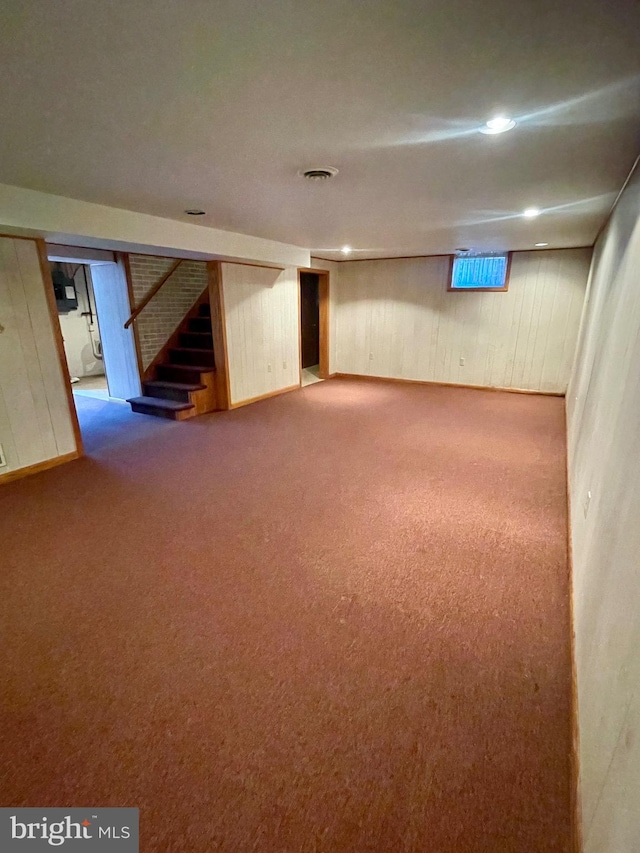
<box><xmin>128</xmin><ymin>256</ymin><xmax>208</xmax><ymax>369</ymax></box>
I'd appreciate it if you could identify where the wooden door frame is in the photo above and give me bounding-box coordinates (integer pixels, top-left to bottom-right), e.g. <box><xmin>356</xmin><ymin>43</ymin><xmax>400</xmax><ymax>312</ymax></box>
<box><xmin>41</xmin><ymin>247</ymin><xmax>142</xmax><ymax>421</ymax></box>
<box><xmin>206</xmin><ymin>260</ymin><xmax>231</xmax><ymax>410</ymax></box>
<box><xmin>298</xmin><ymin>268</ymin><xmax>330</xmax><ymax>381</ymax></box>
<box><xmin>36</xmin><ymin>240</ymin><xmax>85</xmax><ymax>457</ymax></box>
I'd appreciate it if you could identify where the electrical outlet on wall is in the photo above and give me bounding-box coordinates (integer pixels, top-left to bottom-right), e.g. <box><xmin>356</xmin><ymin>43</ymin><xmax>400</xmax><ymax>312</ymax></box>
<box><xmin>583</xmin><ymin>490</ymin><xmax>592</xmax><ymax>518</ymax></box>
<box><xmin>459</xmin><ymin>356</ymin><xmax>465</xmax><ymax>366</ymax></box>
<box><xmin>267</xmin><ymin>363</ymin><xmax>272</xmax><ymax>373</ymax></box>
<box><xmin>283</xmin><ymin>361</ymin><xmax>287</xmax><ymax>370</ymax></box>
<box><xmin>369</xmin><ymin>352</ymin><xmax>374</xmax><ymax>360</ymax></box>
<box><xmin>0</xmin><ymin>443</ymin><xmax>7</xmax><ymax>468</ymax></box>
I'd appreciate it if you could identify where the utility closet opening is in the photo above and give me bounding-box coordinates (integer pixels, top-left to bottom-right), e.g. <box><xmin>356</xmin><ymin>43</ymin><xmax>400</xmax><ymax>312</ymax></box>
<box><xmin>299</xmin><ymin>270</ymin><xmax>329</xmax><ymax>386</ymax></box>
<box><xmin>51</xmin><ymin>262</ymin><xmax>107</xmax><ymax>399</ymax></box>
<box><xmin>47</xmin><ymin>248</ymin><xmax>142</xmax><ymax>450</ymax></box>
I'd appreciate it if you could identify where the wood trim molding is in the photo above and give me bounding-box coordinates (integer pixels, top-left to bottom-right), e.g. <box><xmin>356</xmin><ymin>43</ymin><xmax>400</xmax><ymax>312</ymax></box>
<box><xmin>311</xmin><ymin>252</ymin><xmax>453</xmax><ymax>264</ymax></box>
<box><xmin>592</xmin><ymin>151</ymin><xmax>640</xmax><ymax>249</ymax></box>
<box><xmin>35</xmin><ymin>238</ymin><xmax>84</xmax><ymax>456</ymax></box>
<box><xmin>311</xmin><ymin>246</ymin><xmax>593</xmax><ymax>264</ymax></box>
<box><xmin>565</xmin><ymin>401</ymin><xmax>583</xmax><ymax>853</ymax></box>
<box><xmin>332</xmin><ymin>373</ymin><xmax>565</xmax><ymax>397</ymax></box>
<box><xmin>229</xmin><ymin>383</ymin><xmax>300</xmax><ymax>410</ymax></box>
<box><xmin>318</xmin><ymin>272</ymin><xmax>330</xmax><ymax>379</ymax></box>
<box><xmin>297</xmin><ymin>274</ymin><xmax>303</xmax><ymax>387</ymax></box>
<box><xmin>0</xmin><ymin>232</ymin><xmax>53</xmax><ymax>242</ymax></box>
<box><xmin>207</xmin><ymin>260</ymin><xmax>231</xmax><ymax>410</ymax></box>
<box><xmin>221</xmin><ymin>260</ymin><xmax>285</xmax><ymax>271</ymax></box>
<box><xmin>119</xmin><ymin>252</ymin><xmax>145</xmax><ymax>382</ymax></box>
<box><xmin>511</xmin><ymin>246</ymin><xmax>592</xmax><ymax>255</ymax></box>
<box><xmin>0</xmin><ymin>450</ymin><xmax>80</xmax><ymax>486</ymax></box>
<box><xmin>447</xmin><ymin>252</ymin><xmax>512</xmax><ymax>293</ymax></box>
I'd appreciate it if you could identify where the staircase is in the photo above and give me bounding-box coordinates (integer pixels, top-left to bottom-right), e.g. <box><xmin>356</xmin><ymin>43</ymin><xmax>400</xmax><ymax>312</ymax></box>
<box><xmin>128</xmin><ymin>302</ymin><xmax>216</xmax><ymax>420</ymax></box>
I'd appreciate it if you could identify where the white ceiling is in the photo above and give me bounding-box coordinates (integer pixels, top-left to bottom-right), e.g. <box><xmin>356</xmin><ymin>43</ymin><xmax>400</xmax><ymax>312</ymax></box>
<box><xmin>1</xmin><ymin>0</ymin><xmax>639</xmax><ymax>260</ymax></box>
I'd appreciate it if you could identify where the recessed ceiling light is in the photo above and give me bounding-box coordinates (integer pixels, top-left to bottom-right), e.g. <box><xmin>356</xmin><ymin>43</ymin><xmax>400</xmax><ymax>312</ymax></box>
<box><xmin>185</xmin><ymin>209</ymin><xmax>206</xmax><ymax>216</ymax></box>
<box><xmin>535</xmin><ymin>242</ymin><xmax>549</xmax><ymax>247</ymax></box>
<box><xmin>341</xmin><ymin>245</ymin><xmax>352</xmax><ymax>255</ymax></box>
<box><xmin>479</xmin><ymin>116</ymin><xmax>516</xmax><ymax>135</ymax></box>
<box><xmin>523</xmin><ymin>207</ymin><xmax>541</xmax><ymax>218</ymax></box>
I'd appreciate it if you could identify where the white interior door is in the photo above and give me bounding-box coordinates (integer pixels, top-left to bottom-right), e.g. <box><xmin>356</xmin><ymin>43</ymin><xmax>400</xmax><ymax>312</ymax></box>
<box><xmin>89</xmin><ymin>260</ymin><xmax>141</xmax><ymax>400</ymax></box>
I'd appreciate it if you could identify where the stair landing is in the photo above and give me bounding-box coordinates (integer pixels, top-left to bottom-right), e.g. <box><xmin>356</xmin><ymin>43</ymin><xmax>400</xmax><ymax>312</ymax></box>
<box><xmin>127</xmin><ymin>396</ymin><xmax>195</xmax><ymax>420</ymax></box>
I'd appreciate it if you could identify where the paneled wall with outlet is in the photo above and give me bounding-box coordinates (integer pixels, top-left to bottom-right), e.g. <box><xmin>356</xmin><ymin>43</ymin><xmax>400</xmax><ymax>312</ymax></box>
<box><xmin>221</xmin><ymin>263</ymin><xmax>300</xmax><ymax>405</ymax></box>
<box><xmin>333</xmin><ymin>249</ymin><xmax>591</xmax><ymax>393</ymax></box>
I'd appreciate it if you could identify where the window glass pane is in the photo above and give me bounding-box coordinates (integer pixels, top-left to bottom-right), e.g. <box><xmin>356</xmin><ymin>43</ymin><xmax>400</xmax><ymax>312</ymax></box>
<box><xmin>451</xmin><ymin>255</ymin><xmax>507</xmax><ymax>289</ymax></box>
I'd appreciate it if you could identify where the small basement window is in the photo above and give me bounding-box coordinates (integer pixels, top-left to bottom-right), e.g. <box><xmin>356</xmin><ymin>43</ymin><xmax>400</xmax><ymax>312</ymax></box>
<box><xmin>448</xmin><ymin>253</ymin><xmax>511</xmax><ymax>291</ymax></box>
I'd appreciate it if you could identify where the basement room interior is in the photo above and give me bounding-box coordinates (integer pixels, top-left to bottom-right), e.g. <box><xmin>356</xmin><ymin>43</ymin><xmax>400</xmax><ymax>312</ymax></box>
<box><xmin>1</xmin><ymin>1</ymin><xmax>639</xmax><ymax>851</ymax></box>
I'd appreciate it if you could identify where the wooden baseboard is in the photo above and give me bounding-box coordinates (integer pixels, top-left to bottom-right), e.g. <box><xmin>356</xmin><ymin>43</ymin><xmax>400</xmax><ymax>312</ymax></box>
<box><xmin>229</xmin><ymin>383</ymin><xmax>300</xmax><ymax>410</ymax></box>
<box><xmin>0</xmin><ymin>451</ymin><xmax>81</xmax><ymax>486</ymax></box>
<box><xmin>332</xmin><ymin>373</ymin><xmax>565</xmax><ymax>397</ymax></box>
<box><xmin>565</xmin><ymin>401</ymin><xmax>583</xmax><ymax>853</ymax></box>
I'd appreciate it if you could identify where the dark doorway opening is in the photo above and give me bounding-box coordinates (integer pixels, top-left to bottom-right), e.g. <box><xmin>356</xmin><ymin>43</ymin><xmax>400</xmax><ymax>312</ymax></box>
<box><xmin>46</xmin><ymin>249</ymin><xmax>143</xmax><ymax>454</ymax></box>
<box><xmin>298</xmin><ymin>268</ymin><xmax>330</xmax><ymax>386</ymax></box>
<box><xmin>300</xmin><ymin>272</ymin><xmax>320</xmax><ymax>371</ymax></box>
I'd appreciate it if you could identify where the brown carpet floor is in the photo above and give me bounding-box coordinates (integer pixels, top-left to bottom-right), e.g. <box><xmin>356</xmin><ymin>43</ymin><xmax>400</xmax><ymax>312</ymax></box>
<box><xmin>0</xmin><ymin>379</ymin><xmax>572</xmax><ymax>852</ymax></box>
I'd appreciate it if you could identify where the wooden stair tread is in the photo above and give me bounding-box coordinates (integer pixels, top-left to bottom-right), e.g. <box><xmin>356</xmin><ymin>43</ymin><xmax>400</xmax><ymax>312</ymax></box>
<box><xmin>170</xmin><ymin>347</ymin><xmax>214</xmax><ymax>355</ymax></box>
<box><xmin>162</xmin><ymin>363</ymin><xmax>216</xmax><ymax>373</ymax></box>
<box><xmin>127</xmin><ymin>396</ymin><xmax>194</xmax><ymax>411</ymax></box>
<box><xmin>188</xmin><ymin>318</ymin><xmax>212</xmax><ymax>331</ymax></box>
<box><xmin>144</xmin><ymin>380</ymin><xmax>206</xmax><ymax>392</ymax></box>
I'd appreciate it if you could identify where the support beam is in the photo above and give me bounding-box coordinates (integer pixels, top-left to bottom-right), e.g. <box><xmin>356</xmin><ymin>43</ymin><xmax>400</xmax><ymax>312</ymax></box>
<box><xmin>207</xmin><ymin>261</ymin><xmax>231</xmax><ymax>411</ymax></box>
<box><xmin>0</xmin><ymin>183</ymin><xmax>310</xmax><ymax>269</ymax></box>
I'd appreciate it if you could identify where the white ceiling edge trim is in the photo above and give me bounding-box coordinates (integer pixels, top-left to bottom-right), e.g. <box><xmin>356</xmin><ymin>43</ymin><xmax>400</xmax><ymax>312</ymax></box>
<box><xmin>0</xmin><ymin>183</ymin><xmax>310</xmax><ymax>268</ymax></box>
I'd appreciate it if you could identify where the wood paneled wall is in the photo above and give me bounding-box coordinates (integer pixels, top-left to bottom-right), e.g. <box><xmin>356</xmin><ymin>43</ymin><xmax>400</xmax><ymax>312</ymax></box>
<box><xmin>566</xmin><ymin>165</ymin><xmax>640</xmax><ymax>851</ymax></box>
<box><xmin>221</xmin><ymin>264</ymin><xmax>300</xmax><ymax>405</ymax></box>
<box><xmin>0</xmin><ymin>237</ymin><xmax>77</xmax><ymax>476</ymax></box>
<box><xmin>333</xmin><ymin>249</ymin><xmax>591</xmax><ymax>393</ymax></box>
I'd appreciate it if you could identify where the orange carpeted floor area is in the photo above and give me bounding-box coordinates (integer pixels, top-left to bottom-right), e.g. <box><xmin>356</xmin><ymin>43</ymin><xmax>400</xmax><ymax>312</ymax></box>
<box><xmin>0</xmin><ymin>379</ymin><xmax>572</xmax><ymax>852</ymax></box>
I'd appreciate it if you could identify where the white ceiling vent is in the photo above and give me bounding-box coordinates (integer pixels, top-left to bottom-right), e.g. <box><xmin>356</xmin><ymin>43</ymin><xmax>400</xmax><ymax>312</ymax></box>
<box><xmin>299</xmin><ymin>167</ymin><xmax>338</xmax><ymax>181</ymax></box>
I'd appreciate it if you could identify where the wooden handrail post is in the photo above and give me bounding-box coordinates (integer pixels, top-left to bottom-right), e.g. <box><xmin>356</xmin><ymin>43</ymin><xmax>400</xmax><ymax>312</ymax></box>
<box><xmin>124</xmin><ymin>258</ymin><xmax>183</xmax><ymax>328</ymax></box>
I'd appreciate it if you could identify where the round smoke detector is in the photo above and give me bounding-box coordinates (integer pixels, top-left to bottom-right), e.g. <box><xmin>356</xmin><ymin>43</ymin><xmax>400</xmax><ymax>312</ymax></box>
<box><xmin>299</xmin><ymin>166</ymin><xmax>339</xmax><ymax>181</ymax></box>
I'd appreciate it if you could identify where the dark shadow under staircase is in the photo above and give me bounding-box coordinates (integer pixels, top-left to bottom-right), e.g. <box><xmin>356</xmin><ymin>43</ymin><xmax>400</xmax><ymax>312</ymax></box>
<box><xmin>128</xmin><ymin>302</ymin><xmax>217</xmax><ymax>420</ymax></box>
